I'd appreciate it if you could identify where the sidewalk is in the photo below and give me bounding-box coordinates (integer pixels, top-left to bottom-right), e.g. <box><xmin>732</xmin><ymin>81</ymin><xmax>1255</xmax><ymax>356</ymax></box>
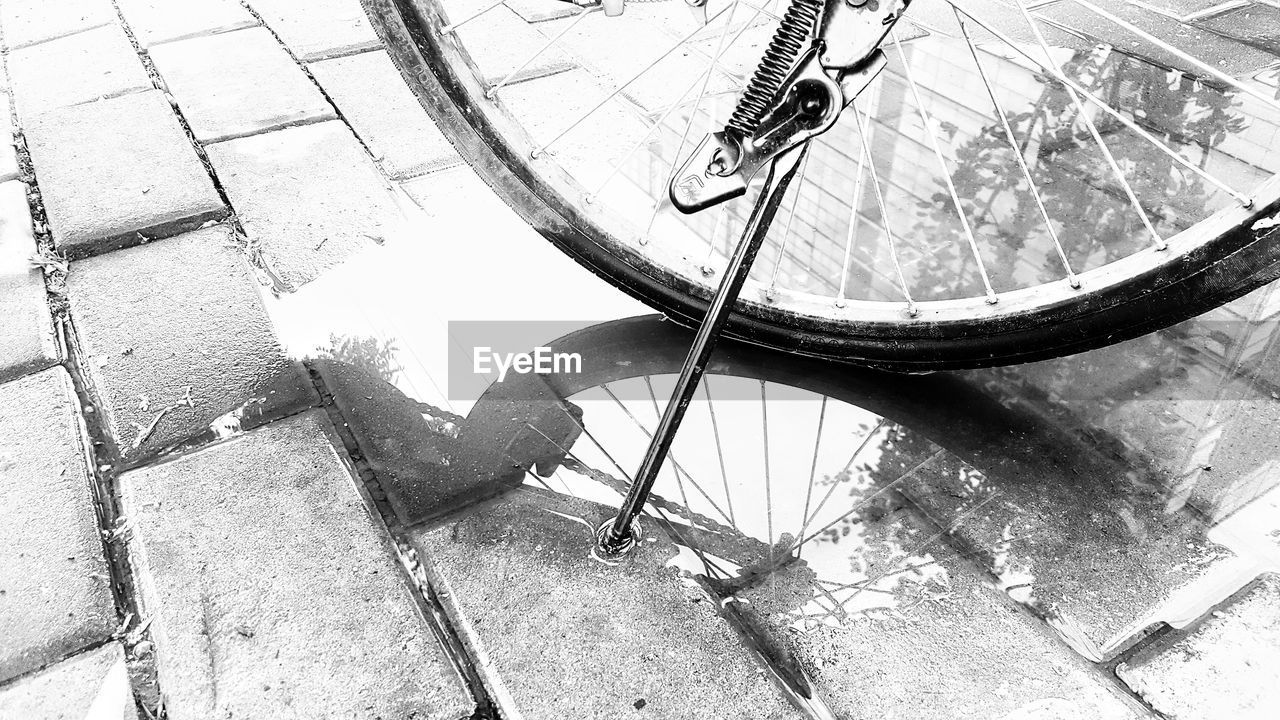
<box><xmin>0</xmin><ymin>1</ymin><xmax>1278</xmax><ymax>719</ymax></box>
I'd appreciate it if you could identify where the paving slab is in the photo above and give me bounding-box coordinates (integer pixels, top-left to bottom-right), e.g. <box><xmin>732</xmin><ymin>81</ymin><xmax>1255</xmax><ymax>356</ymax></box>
<box><xmin>65</xmin><ymin>225</ymin><xmax>314</xmax><ymax>460</ymax></box>
<box><xmin>206</xmin><ymin>120</ymin><xmax>403</xmax><ymax>291</ymax></box>
<box><xmin>735</xmin><ymin>506</ymin><xmax>1151</xmax><ymax>720</ymax></box>
<box><xmin>23</xmin><ymin>90</ymin><xmax>226</xmax><ymax>259</ymax></box>
<box><xmin>116</xmin><ymin>0</ymin><xmax>257</xmax><ymax>47</ymax></box>
<box><xmin>149</xmin><ymin>26</ymin><xmax>335</xmax><ymax>143</ymax></box>
<box><xmin>1036</xmin><ymin>1</ymin><xmax>1279</xmax><ymax>81</ymax></box>
<box><xmin>893</xmin><ymin>417</ymin><xmax>1253</xmax><ymax>661</ymax></box>
<box><xmin>447</xmin><ymin>0</ymin><xmax>575</xmax><ymax>83</ymax></box>
<box><xmin>0</xmin><ymin>643</ymin><xmax>138</xmax><ymax>720</ymax></box>
<box><xmin>0</xmin><ymin>0</ymin><xmax>115</xmax><ymax>50</ymax></box>
<box><xmin>0</xmin><ymin>367</ymin><xmax>116</xmax><ymax>683</ymax></box>
<box><xmin>504</xmin><ymin>0</ymin><xmax>576</xmax><ymax>23</ymax></box>
<box><xmin>247</xmin><ymin>0</ymin><xmax>381</xmax><ymax>61</ymax></box>
<box><xmin>1194</xmin><ymin>4</ymin><xmax>1280</xmax><ymax>57</ymax></box>
<box><xmin>7</xmin><ymin>24</ymin><xmax>151</xmax><ymax>115</ymax></box>
<box><xmin>411</xmin><ymin>488</ymin><xmax>800</xmax><ymax>720</ymax></box>
<box><xmin>1117</xmin><ymin>573</ymin><xmax>1280</xmax><ymax>720</ymax></box>
<box><xmin>0</xmin><ymin>180</ymin><xmax>57</xmax><ymax>382</ymax></box>
<box><xmin>310</xmin><ymin>50</ymin><xmax>458</xmax><ymax>179</ymax></box>
<box><xmin>120</xmin><ymin>411</ymin><xmax>473</xmax><ymax>720</ymax></box>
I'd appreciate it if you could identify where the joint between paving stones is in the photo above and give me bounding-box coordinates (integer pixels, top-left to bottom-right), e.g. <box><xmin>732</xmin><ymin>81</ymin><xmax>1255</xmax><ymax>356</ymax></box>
<box><xmin>104</xmin><ymin>0</ymin><xmax>292</xmax><ymax>294</ymax></box>
<box><xmin>48</xmin><ymin>317</ymin><xmax>165</xmax><ymax>716</ymax></box>
<box><xmin>304</xmin><ymin>362</ymin><xmax>497</xmax><ymax>720</ymax></box>
<box><xmin>235</xmin><ymin>1</ymin><xmax>398</xmax><ymax>187</ymax></box>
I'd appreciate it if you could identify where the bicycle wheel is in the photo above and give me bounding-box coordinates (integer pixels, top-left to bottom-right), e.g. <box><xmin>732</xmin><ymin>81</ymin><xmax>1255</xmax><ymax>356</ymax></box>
<box><xmin>364</xmin><ymin>0</ymin><xmax>1280</xmax><ymax>368</ymax></box>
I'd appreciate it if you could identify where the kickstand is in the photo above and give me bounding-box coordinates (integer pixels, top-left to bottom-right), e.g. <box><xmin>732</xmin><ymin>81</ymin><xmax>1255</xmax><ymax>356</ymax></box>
<box><xmin>596</xmin><ymin>142</ymin><xmax>810</xmax><ymax>555</ymax></box>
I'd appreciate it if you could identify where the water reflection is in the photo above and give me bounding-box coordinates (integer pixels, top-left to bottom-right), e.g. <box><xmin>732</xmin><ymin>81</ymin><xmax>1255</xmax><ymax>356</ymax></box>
<box><xmin>314</xmin><ymin>294</ymin><xmax>1279</xmax><ymax>674</ymax></box>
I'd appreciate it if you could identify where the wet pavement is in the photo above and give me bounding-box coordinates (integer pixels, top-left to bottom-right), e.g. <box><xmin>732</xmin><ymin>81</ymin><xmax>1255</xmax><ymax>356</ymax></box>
<box><xmin>2</xmin><ymin>0</ymin><xmax>1279</xmax><ymax>718</ymax></box>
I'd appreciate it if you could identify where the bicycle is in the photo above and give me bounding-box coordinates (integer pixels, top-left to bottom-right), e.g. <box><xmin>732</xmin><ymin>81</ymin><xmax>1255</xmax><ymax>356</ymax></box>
<box><xmin>362</xmin><ymin>0</ymin><xmax>1280</xmax><ymax>550</ymax></box>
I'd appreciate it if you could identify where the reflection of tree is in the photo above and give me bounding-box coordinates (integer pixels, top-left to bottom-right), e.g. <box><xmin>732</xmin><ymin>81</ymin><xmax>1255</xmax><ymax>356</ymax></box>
<box><xmin>320</xmin><ymin>334</ymin><xmax>402</xmax><ymax>384</ymax></box>
<box><xmin>909</xmin><ymin>47</ymin><xmax>1247</xmax><ymax>298</ymax></box>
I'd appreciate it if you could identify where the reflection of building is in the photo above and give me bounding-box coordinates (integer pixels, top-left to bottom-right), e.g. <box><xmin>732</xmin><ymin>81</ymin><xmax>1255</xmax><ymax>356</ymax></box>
<box><xmin>626</xmin><ymin>30</ymin><xmax>1280</xmax><ymax>302</ymax></box>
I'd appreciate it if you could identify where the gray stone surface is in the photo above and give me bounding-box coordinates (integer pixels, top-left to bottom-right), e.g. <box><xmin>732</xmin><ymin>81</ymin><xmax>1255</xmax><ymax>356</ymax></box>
<box><xmin>0</xmin><ymin>0</ymin><xmax>115</xmax><ymax>50</ymax></box>
<box><xmin>149</xmin><ymin>26</ymin><xmax>335</xmax><ymax>143</ymax></box>
<box><xmin>1194</xmin><ymin>4</ymin><xmax>1280</xmax><ymax>56</ymax></box>
<box><xmin>116</xmin><ymin>0</ymin><xmax>257</xmax><ymax>47</ymax></box>
<box><xmin>247</xmin><ymin>0</ymin><xmax>381</xmax><ymax>61</ymax></box>
<box><xmin>736</xmin><ymin>507</ymin><xmax>1150</xmax><ymax>720</ymax></box>
<box><xmin>1118</xmin><ymin>574</ymin><xmax>1280</xmax><ymax>720</ymax></box>
<box><xmin>0</xmin><ymin>93</ymin><xmax>20</xmax><ymax>182</ymax></box>
<box><xmin>23</xmin><ymin>90</ymin><xmax>226</xmax><ymax>258</ymax></box>
<box><xmin>0</xmin><ymin>180</ymin><xmax>58</xmax><ymax>382</ymax></box>
<box><xmin>0</xmin><ymin>368</ymin><xmax>116</xmax><ymax>683</ymax></box>
<box><xmin>310</xmin><ymin>50</ymin><xmax>458</xmax><ymax>179</ymax></box>
<box><xmin>65</xmin><ymin>225</ymin><xmax>315</xmax><ymax>460</ymax></box>
<box><xmin>120</xmin><ymin>411</ymin><xmax>473</xmax><ymax>720</ymax></box>
<box><xmin>504</xmin><ymin>0</ymin><xmax>575</xmax><ymax>23</ymax></box>
<box><xmin>890</xmin><ymin>409</ymin><xmax>1250</xmax><ymax>661</ymax></box>
<box><xmin>450</xmin><ymin>1</ymin><xmax>574</xmax><ymax>84</ymax></box>
<box><xmin>206</xmin><ymin>120</ymin><xmax>402</xmax><ymax>291</ymax></box>
<box><xmin>7</xmin><ymin>24</ymin><xmax>151</xmax><ymax>114</ymax></box>
<box><xmin>412</xmin><ymin>488</ymin><xmax>800</xmax><ymax>720</ymax></box>
<box><xmin>0</xmin><ymin>643</ymin><xmax>138</xmax><ymax>720</ymax></box>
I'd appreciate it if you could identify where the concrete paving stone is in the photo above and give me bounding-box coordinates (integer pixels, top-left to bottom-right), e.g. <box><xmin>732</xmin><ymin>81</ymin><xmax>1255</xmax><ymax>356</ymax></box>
<box><xmin>0</xmin><ymin>180</ymin><xmax>58</xmax><ymax>382</ymax></box>
<box><xmin>0</xmin><ymin>94</ymin><xmax>19</xmax><ymax>182</ymax></box>
<box><xmin>7</xmin><ymin>24</ymin><xmax>151</xmax><ymax>115</ymax></box>
<box><xmin>0</xmin><ymin>0</ymin><xmax>115</xmax><ymax>50</ymax></box>
<box><xmin>0</xmin><ymin>643</ymin><xmax>138</xmax><ymax>720</ymax></box>
<box><xmin>0</xmin><ymin>367</ymin><xmax>116</xmax><ymax>683</ymax></box>
<box><xmin>23</xmin><ymin>90</ymin><xmax>227</xmax><ymax>259</ymax></box>
<box><xmin>1194</xmin><ymin>4</ymin><xmax>1280</xmax><ymax>57</ymax></box>
<box><xmin>149</xmin><ymin>26</ymin><xmax>335</xmax><ymax>143</ymax></box>
<box><xmin>247</xmin><ymin>0</ymin><xmax>381</xmax><ymax>61</ymax></box>
<box><xmin>504</xmin><ymin>0</ymin><xmax>576</xmax><ymax>23</ymax></box>
<box><xmin>892</xmin><ymin>415</ymin><xmax>1253</xmax><ymax>662</ymax></box>
<box><xmin>206</xmin><ymin>120</ymin><xmax>403</xmax><ymax>291</ymax></box>
<box><xmin>65</xmin><ymin>225</ymin><xmax>315</xmax><ymax>460</ymax></box>
<box><xmin>116</xmin><ymin>0</ymin><xmax>257</xmax><ymax>48</ymax></box>
<box><xmin>310</xmin><ymin>50</ymin><xmax>459</xmax><ymax>179</ymax></box>
<box><xmin>412</xmin><ymin>488</ymin><xmax>801</xmax><ymax>720</ymax></box>
<box><xmin>736</xmin><ymin>507</ymin><xmax>1151</xmax><ymax>720</ymax></box>
<box><xmin>120</xmin><ymin>411</ymin><xmax>473</xmax><ymax>720</ymax></box>
<box><xmin>1117</xmin><ymin>573</ymin><xmax>1280</xmax><ymax>720</ymax></box>
<box><xmin>447</xmin><ymin>0</ymin><xmax>575</xmax><ymax>83</ymax></box>
<box><xmin>1036</xmin><ymin>1</ymin><xmax>1279</xmax><ymax>81</ymax></box>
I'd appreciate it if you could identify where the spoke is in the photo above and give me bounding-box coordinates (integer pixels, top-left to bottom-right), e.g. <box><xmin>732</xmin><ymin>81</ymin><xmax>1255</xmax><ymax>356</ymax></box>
<box><xmin>955</xmin><ymin>9</ymin><xmax>1080</xmax><ymax>286</ymax></box>
<box><xmin>836</xmin><ymin>138</ymin><xmax>869</xmax><ymax>308</ymax></box>
<box><xmin>644</xmin><ymin>0</ymin><xmax>750</xmax><ymax>239</ymax></box>
<box><xmin>1069</xmin><ymin>0</ymin><xmax>1280</xmax><ymax>113</ymax></box>
<box><xmin>767</xmin><ymin>151</ymin><xmax>813</xmax><ymax>298</ymax></box>
<box><xmin>792</xmin><ymin>447</ymin><xmax>945</xmax><ymax>555</ymax></box>
<box><xmin>533</xmin><ymin>1</ymin><xmax>742</xmax><ymax>157</ymax></box>
<box><xmin>441</xmin><ymin>0</ymin><xmax>505</xmax><ymax>34</ymax></box>
<box><xmin>827</xmin><ymin>491</ymin><xmax>1001</xmax><ymax>615</ymax></box>
<box><xmin>702</xmin><ymin>377</ymin><xmax>737</xmax><ymax>527</ymax></box>
<box><xmin>796</xmin><ymin>395</ymin><xmax>828</xmax><ymax>561</ymax></box>
<box><xmin>602</xmin><ymin>382</ymin><xmax>737</xmax><ymax>527</ymax></box>
<box><xmin>952</xmin><ymin>0</ymin><xmax>1252</xmax><ymax>208</ymax></box>
<box><xmin>793</xmin><ymin>418</ymin><xmax>889</xmax><ymax>552</ymax></box>
<box><xmin>850</xmin><ymin>101</ymin><xmax>919</xmax><ymax>315</ymax></box>
<box><xmin>760</xmin><ymin>380</ymin><xmax>773</xmax><ymax>546</ymax></box>
<box><xmin>487</xmin><ymin>6</ymin><xmax>599</xmax><ymax>98</ymax></box>
<box><xmin>586</xmin><ymin>2</ymin><xmax>768</xmax><ymax>202</ymax></box>
<box><xmin>997</xmin><ymin>0</ymin><xmax>1169</xmax><ymax>248</ymax></box>
<box><xmin>890</xmin><ymin>32</ymin><xmax>999</xmax><ymax>303</ymax></box>
<box><xmin>642</xmin><ymin>376</ymin><xmax>703</xmax><ymax>529</ymax></box>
